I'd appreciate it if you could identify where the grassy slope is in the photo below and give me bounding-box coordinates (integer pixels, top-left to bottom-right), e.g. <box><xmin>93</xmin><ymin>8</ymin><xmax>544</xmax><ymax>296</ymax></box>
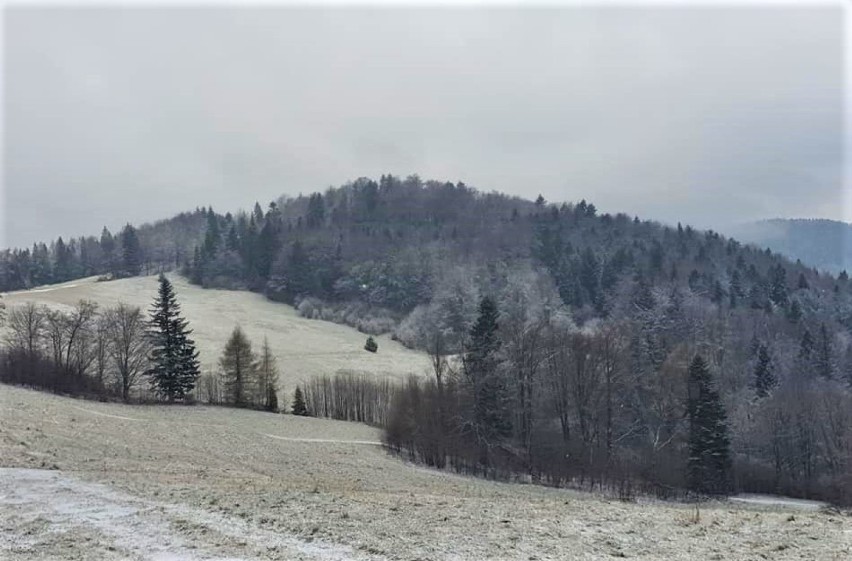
<box><xmin>1</xmin><ymin>385</ymin><xmax>849</xmax><ymax>561</ymax></box>
<box><xmin>1</xmin><ymin>274</ymin><xmax>430</xmax><ymax>394</ymax></box>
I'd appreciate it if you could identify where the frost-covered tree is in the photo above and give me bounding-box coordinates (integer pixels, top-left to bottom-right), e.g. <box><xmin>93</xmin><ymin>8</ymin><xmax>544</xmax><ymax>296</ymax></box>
<box><xmin>364</xmin><ymin>336</ymin><xmax>378</xmax><ymax>353</ymax></box>
<box><xmin>753</xmin><ymin>344</ymin><xmax>776</xmax><ymax>398</ymax></box>
<box><xmin>120</xmin><ymin>224</ymin><xmax>142</xmax><ymax>277</ymax></box>
<box><xmin>463</xmin><ymin>296</ymin><xmax>511</xmax><ymax>466</ymax></box>
<box><xmin>815</xmin><ymin>324</ymin><xmax>834</xmax><ymax>380</ymax></box>
<box><xmin>686</xmin><ymin>354</ymin><xmax>731</xmax><ymax>495</ymax></box>
<box><xmin>146</xmin><ymin>274</ymin><xmax>200</xmax><ymax>401</ymax></box>
<box><xmin>292</xmin><ymin>386</ymin><xmax>309</xmax><ymax>416</ymax></box>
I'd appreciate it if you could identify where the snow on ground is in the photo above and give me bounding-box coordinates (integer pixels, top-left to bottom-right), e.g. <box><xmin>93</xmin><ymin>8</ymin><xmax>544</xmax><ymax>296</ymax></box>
<box><xmin>729</xmin><ymin>494</ymin><xmax>827</xmax><ymax>511</ymax></box>
<box><xmin>0</xmin><ymin>467</ymin><xmax>384</xmax><ymax>561</ymax></box>
<box><xmin>2</xmin><ymin>386</ymin><xmax>850</xmax><ymax>560</ymax></box>
<box><xmin>1</xmin><ymin>274</ymin><xmax>430</xmax><ymax>394</ymax></box>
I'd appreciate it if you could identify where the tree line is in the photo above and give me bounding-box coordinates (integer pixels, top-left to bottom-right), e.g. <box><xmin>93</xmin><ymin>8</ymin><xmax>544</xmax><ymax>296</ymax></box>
<box><xmin>0</xmin><ymin>209</ymin><xmax>209</xmax><ymax>291</ymax></box>
<box><xmin>0</xmin><ymin>274</ymin><xmax>201</xmax><ymax>402</ymax></box>
<box><xmin>0</xmin><ymin>274</ymin><xmax>318</xmax><ymax>417</ymax></box>
<box><xmin>385</xmin><ymin>277</ymin><xmax>852</xmax><ymax>506</ymax></box>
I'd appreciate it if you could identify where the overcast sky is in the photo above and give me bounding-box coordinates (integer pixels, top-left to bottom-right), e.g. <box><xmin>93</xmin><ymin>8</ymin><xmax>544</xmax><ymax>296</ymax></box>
<box><xmin>2</xmin><ymin>6</ymin><xmax>844</xmax><ymax>249</ymax></box>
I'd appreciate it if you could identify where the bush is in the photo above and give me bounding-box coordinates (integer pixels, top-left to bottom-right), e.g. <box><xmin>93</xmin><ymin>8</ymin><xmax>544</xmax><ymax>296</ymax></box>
<box><xmin>295</xmin><ymin>297</ymin><xmax>399</xmax><ymax>335</ymax></box>
<box><xmin>364</xmin><ymin>336</ymin><xmax>378</xmax><ymax>353</ymax></box>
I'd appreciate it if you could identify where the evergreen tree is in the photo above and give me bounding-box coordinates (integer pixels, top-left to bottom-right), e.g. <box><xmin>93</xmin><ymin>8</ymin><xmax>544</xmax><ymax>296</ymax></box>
<box><xmin>306</xmin><ymin>193</ymin><xmax>325</xmax><ymax>228</ymax></box>
<box><xmin>202</xmin><ymin>208</ymin><xmax>221</xmax><ymax>258</ymax></box>
<box><xmin>364</xmin><ymin>335</ymin><xmax>378</xmax><ymax>353</ymax></box>
<box><xmin>267</xmin><ymin>385</ymin><xmax>279</xmax><ymax>413</ymax></box>
<box><xmin>146</xmin><ymin>274</ymin><xmax>200</xmax><ymax>401</ymax></box>
<box><xmin>729</xmin><ymin>269</ymin><xmax>743</xmax><ymax>308</ymax></box>
<box><xmin>464</xmin><ymin>296</ymin><xmax>511</xmax><ymax>465</ymax></box>
<box><xmin>100</xmin><ymin>227</ymin><xmax>116</xmax><ymax>275</ymax></box>
<box><xmin>120</xmin><ymin>224</ymin><xmax>143</xmax><ymax>277</ymax></box>
<box><xmin>256</xmin><ymin>205</ymin><xmax>280</xmax><ymax>279</ymax></box>
<box><xmin>52</xmin><ymin>237</ymin><xmax>73</xmax><ymax>282</ymax></box>
<box><xmin>219</xmin><ymin>326</ymin><xmax>257</xmax><ymax>407</ymax></box>
<box><xmin>768</xmin><ymin>264</ymin><xmax>788</xmax><ymax>306</ymax></box>
<box><xmin>753</xmin><ymin>344</ymin><xmax>776</xmax><ymax>397</ymax></box>
<box><xmin>292</xmin><ymin>386</ymin><xmax>309</xmax><ymax>416</ymax></box>
<box><xmin>686</xmin><ymin>355</ymin><xmax>731</xmax><ymax>495</ymax></box>
<box><xmin>815</xmin><ymin>324</ymin><xmax>834</xmax><ymax>380</ymax></box>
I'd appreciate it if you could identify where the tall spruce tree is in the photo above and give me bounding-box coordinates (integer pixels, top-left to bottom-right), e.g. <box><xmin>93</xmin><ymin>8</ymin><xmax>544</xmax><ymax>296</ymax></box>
<box><xmin>120</xmin><ymin>224</ymin><xmax>143</xmax><ymax>277</ymax></box>
<box><xmin>768</xmin><ymin>264</ymin><xmax>788</xmax><ymax>306</ymax></box>
<box><xmin>146</xmin><ymin>274</ymin><xmax>200</xmax><ymax>401</ymax></box>
<box><xmin>815</xmin><ymin>324</ymin><xmax>834</xmax><ymax>380</ymax></box>
<box><xmin>753</xmin><ymin>344</ymin><xmax>776</xmax><ymax>397</ymax></box>
<box><xmin>464</xmin><ymin>296</ymin><xmax>511</xmax><ymax>466</ymax></box>
<box><xmin>292</xmin><ymin>386</ymin><xmax>309</xmax><ymax>416</ymax></box>
<box><xmin>686</xmin><ymin>354</ymin><xmax>731</xmax><ymax>495</ymax></box>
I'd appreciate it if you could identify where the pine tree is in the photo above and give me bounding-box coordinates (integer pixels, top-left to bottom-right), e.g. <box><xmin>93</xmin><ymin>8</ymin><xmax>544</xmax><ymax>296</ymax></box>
<box><xmin>729</xmin><ymin>269</ymin><xmax>743</xmax><ymax>308</ymax></box>
<box><xmin>100</xmin><ymin>226</ymin><xmax>116</xmax><ymax>275</ymax></box>
<box><xmin>686</xmin><ymin>355</ymin><xmax>731</xmax><ymax>495</ymax></box>
<box><xmin>768</xmin><ymin>264</ymin><xmax>788</xmax><ymax>306</ymax></box>
<box><xmin>120</xmin><ymin>224</ymin><xmax>143</xmax><ymax>277</ymax></box>
<box><xmin>364</xmin><ymin>336</ymin><xmax>378</xmax><ymax>353</ymax></box>
<box><xmin>815</xmin><ymin>324</ymin><xmax>834</xmax><ymax>380</ymax></box>
<box><xmin>219</xmin><ymin>326</ymin><xmax>257</xmax><ymax>407</ymax></box>
<box><xmin>292</xmin><ymin>386</ymin><xmax>309</xmax><ymax>416</ymax></box>
<box><xmin>202</xmin><ymin>207</ymin><xmax>220</xmax><ymax>257</ymax></box>
<box><xmin>146</xmin><ymin>274</ymin><xmax>200</xmax><ymax>401</ymax></box>
<box><xmin>753</xmin><ymin>344</ymin><xmax>776</xmax><ymax>397</ymax></box>
<box><xmin>464</xmin><ymin>296</ymin><xmax>511</xmax><ymax>466</ymax></box>
<box><xmin>267</xmin><ymin>385</ymin><xmax>279</xmax><ymax>413</ymax></box>
<box><xmin>306</xmin><ymin>193</ymin><xmax>325</xmax><ymax>228</ymax></box>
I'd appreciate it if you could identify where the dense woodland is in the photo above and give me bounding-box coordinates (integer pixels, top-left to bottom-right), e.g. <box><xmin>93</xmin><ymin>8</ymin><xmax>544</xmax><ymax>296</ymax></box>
<box><xmin>2</xmin><ymin>175</ymin><xmax>852</xmax><ymax>503</ymax></box>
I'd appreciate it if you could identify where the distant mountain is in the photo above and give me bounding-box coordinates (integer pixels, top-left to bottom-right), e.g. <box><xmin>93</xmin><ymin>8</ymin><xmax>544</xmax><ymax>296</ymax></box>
<box><xmin>730</xmin><ymin>219</ymin><xmax>852</xmax><ymax>274</ymax></box>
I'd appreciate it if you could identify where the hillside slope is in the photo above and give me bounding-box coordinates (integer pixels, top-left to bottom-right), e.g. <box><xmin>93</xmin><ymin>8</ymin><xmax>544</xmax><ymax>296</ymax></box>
<box><xmin>2</xmin><ymin>385</ymin><xmax>848</xmax><ymax>561</ymax></box>
<box><xmin>1</xmin><ymin>274</ymin><xmax>429</xmax><ymax>394</ymax></box>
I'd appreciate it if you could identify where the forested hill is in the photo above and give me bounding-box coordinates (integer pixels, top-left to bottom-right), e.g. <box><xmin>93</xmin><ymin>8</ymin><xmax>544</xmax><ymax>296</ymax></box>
<box><xmin>2</xmin><ymin>175</ymin><xmax>851</xmax><ymax>338</ymax></box>
<box><xmin>731</xmin><ymin>218</ymin><xmax>852</xmax><ymax>275</ymax></box>
<box><xmin>5</xmin><ymin>174</ymin><xmax>852</xmax><ymax>500</ymax></box>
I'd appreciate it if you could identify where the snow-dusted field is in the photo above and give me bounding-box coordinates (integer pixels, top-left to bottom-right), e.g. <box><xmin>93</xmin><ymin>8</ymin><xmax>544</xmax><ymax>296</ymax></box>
<box><xmin>1</xmin><ymin>274</ymin><xmax>430</xmax><ymax>394</ymax></box>
<box><xmin>2</xmin><ymin>386</ymin><xmax>849</xmax><ymax>561</ymax></box>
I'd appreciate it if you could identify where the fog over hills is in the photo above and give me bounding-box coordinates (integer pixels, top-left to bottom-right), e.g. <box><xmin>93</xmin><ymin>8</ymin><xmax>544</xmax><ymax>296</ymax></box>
<box><xmin>731</xmin><ymin>218</ymin><xmax>852</xmax><ymax>274</ymax></box>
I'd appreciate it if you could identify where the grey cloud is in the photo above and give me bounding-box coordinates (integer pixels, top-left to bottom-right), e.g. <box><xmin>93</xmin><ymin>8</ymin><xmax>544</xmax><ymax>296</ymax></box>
<box><xmin>3</xmin><ymin>6</ymin><xmax>843</xmax><ymax>248</ymax></box>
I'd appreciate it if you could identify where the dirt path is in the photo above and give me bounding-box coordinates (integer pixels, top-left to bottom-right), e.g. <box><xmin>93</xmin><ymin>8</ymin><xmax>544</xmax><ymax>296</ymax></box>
<box><xmin>261</xmin><ymin>433</ymin><xmax>383</xmax><ymax>446</ymax></box>
<box><xmin>0</xmin><ymin>467</ymin><xmax>383</xmax><ymax>561</ymax></box>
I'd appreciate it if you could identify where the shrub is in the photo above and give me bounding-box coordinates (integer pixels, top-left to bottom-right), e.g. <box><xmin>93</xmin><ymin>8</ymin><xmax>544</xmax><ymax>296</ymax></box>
<box><xmin>364</xmin><ymin>336</ymin><xmax>378</xmax><ymax>353</ymax></box>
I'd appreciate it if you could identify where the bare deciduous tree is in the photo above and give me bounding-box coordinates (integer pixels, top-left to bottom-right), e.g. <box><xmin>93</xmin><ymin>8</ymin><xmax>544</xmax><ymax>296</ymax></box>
<box><xmin>104</xmin><ymin>303</ymin><xmax>150</xmax><ymax>402</ymax></box>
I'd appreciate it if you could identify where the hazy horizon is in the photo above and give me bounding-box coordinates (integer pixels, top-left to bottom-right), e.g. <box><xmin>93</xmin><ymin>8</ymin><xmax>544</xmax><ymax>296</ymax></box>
<box><xmin>3</xmin><ymin>6</ymin><xmax>844</xmax><ymax>249</ymax></box>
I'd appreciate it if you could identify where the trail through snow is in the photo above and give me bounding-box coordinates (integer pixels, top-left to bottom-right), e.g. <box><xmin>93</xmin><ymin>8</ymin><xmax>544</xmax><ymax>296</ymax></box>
<box><xmin>0</xmin><ymin>468</ymin><xmax>383</xmax><ymax>561</ymax></box>
<box><xmin>729</xmin><ymin>494</ymin><xmax>828</xmax><ymax>511</ymax></box>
